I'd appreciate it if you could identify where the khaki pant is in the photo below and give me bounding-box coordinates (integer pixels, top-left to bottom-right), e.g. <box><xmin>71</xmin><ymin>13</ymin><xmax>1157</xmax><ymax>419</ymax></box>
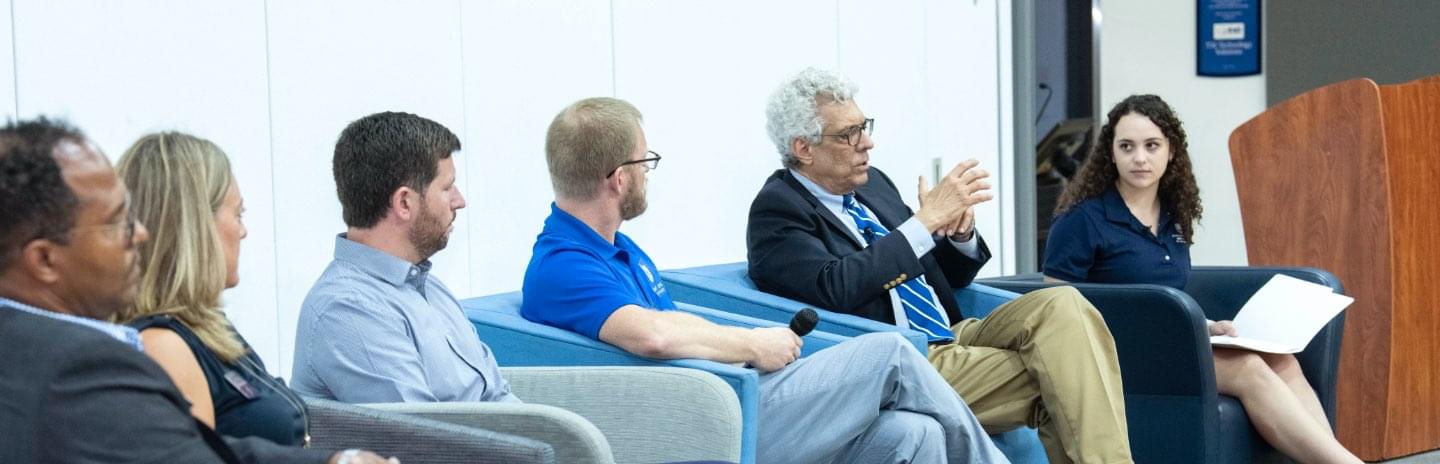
<box><xmin>928</xmin><ymin>286</ymin><xmax>1132</xmax><ymax>464</ymax></box>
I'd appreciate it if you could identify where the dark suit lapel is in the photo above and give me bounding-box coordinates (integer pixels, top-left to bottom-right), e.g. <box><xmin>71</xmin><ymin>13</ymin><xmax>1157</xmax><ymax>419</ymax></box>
<box><xmin>780</xmin><ymin>171</ymin><xmax>864</xmax><ymax>249</ymax></box>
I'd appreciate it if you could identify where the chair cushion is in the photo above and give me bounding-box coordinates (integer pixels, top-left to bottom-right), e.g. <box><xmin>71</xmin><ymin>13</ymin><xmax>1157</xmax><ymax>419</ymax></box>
<box><xmin>1218</xmin><ymin>396</ymin><xmax>1255</xmax><ymax>464</ymax></box>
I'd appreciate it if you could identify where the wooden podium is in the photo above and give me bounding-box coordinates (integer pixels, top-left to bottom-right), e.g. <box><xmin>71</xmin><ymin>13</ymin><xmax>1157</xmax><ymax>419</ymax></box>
<box><xmin>1229</xmin><ymin>76</ymin><xmax>1440</xmax><ymax>460</ymax></box>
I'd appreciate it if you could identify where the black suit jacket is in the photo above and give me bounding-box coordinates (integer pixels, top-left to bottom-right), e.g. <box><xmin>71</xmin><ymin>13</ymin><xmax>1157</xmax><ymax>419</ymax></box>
<box><xmin>0</xmin><ymin>305</ymin><xmax>330</xmax><ymax>464</ymax></box>
<box><xmin>747</xmin><ymin>167</ymin><xmax>992</xmax><ymax>325</ymax></box>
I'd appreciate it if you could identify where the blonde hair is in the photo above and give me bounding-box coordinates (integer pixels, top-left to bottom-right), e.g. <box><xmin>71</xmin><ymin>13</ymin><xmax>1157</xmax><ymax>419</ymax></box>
<box><xmin>116</xmin><ymin>132</ymin><xmax>245</xmax><ymax>362</ymax></box>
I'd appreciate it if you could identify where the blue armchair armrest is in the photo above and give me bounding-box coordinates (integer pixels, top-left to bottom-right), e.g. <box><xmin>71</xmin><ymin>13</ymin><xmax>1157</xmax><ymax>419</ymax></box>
<box><xmin>662</xmin><ymin>263</ymin><xmax>1049</xmax><ymax>464</ymax></box>
<box><xmin>663</xmin><ymin>263</ymin><xmax>928</xmax><ymax>353</ymax></box>
<box><xmin>955</xmin><ymin>282</ymin><xmax>1026</xmax><ymax>319</ymax></box>
<box><xmin>678</xmin><ymin>302</ymin><xmax>848</xmax><ymax>356</ymax></box>
<box><xmin>979</xmin><ymin>275</ymin><xmax>1220</xmax><ymax>463</ymax></box>
<box><xmin>461</xmin><ymin>292</ymin><xmax>759</xmax><ymax>464</ymax></box>
<box><xmin>982</xmin><ymin>267</ymin><xmax>1348</xmax><ymax>464</ymax></box>
<box><xmin>1184</xmin><ymin>266</ymin><xmax>1347</xmax><ymax>428</ymax></box>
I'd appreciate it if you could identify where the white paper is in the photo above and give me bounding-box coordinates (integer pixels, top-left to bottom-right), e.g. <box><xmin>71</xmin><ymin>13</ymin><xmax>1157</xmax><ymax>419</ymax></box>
<box><xmin>1208</xmin><ymin>274</ymin><xmax>1353</xmax><ymax>354</ymax></box>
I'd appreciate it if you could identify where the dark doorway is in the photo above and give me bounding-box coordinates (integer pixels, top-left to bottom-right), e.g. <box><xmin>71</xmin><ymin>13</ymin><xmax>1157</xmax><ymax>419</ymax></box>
<box><xmin>1031</xmin><ymin>0</ymin><xmax>1096</xmax><ymax>270</ymax></box>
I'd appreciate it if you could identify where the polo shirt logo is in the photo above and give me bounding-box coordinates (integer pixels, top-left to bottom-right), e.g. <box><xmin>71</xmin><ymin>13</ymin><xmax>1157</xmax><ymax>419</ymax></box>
<box><xmin>1172</xmin><ymin>224</ymin><xmax>1188</xmax><ymax>244</ymax></box>
<box><xmin>639</xmin><ymin>262</ymin><xmax>655</xmax><ymax>283</ymax></box>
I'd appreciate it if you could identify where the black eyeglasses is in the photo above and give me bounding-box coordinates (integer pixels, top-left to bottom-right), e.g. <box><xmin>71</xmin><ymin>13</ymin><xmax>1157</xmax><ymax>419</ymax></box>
<box><xmin>65</xmin><ymin>193</ymin><xmax>139</xmax><ymax>249</ymax></box>
<box><xmin>821</xmin><ymin>118</ymin><xmax>875</xmax><ymax>147</ymax></box>
<box><xmin>606</xmin><ymin>151</ymin><xmax>662</xmax><ymax>178</ymax></box>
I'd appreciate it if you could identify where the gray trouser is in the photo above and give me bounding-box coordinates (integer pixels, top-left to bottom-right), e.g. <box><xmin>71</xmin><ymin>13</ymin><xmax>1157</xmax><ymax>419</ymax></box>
<box><xmin>756</xmin><ymin>332</ymin><xmax>1009</xmax><ymax>463</ymax></box>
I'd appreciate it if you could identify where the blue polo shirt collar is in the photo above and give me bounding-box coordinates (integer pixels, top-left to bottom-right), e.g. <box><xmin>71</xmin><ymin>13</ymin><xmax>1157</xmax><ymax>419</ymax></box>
<box><xmin>543</xmin><ymin>203</ymin><xmax>629</xmax><ymax>258</ymax></box>
<box><xmin>333</xmin><ymin>234</ymin><xmax>432</xmax><ymax>293</ymax></box>
<box><xmin>1101</xmin><ymin>187</ymin><xmax>1173</xmax><ymax>237</ymax></box>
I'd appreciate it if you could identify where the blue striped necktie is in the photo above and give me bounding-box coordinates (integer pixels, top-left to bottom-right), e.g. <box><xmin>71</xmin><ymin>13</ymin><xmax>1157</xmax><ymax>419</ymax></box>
<box><xmin>842</xmin><ymin>194</ymin><xmax>955</xmax><ymax>342</ymax></box>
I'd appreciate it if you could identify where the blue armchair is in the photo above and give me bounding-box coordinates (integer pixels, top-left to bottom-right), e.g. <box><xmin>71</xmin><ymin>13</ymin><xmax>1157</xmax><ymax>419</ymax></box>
<box><xmin>661</xmin><ymin>263</ymin><xmax>1050</xmax><ymax>464</ymax></box>
<box><xmin>461</xmin><ymin>291</ymin><xmax>851</xmax><ymax>464</ymax></box>
<box><xmin>977</xmin><ymin>266</ymin><xmax>1347</xmax><ymax>464</ymax></box>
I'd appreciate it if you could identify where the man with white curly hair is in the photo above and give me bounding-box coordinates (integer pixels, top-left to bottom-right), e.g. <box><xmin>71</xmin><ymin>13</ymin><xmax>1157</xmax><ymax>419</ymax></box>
<box><xmin>746</xmin><ymin>68</ymin><xmax>1133</xmax><ymax>464</ymax></box>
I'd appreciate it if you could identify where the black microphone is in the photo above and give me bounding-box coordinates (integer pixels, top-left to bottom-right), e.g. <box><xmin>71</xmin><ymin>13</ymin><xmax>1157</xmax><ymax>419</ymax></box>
<box><xmin>789</xmin><ymin>308</ymin><xmax>819</xmax><ymax>336</ymax></box>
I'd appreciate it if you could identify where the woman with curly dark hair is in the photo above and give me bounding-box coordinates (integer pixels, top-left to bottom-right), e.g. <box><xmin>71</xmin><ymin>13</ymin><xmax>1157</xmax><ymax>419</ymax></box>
<box><xmin>1043</xmin><ymin>95</ymin><xmax>1361</xmax><ymax>463</ymax></box>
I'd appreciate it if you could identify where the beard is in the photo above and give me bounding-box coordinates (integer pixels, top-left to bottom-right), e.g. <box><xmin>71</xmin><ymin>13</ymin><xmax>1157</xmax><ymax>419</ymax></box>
<box><xmin>619</xmin><ymin>177</ymin><xmax>648</xmax><ymax>221</ymax></box>
<box><xmin>409</xmin><ymin>202</ymin><xmax>452</xmax><ymax>260</ymax></box>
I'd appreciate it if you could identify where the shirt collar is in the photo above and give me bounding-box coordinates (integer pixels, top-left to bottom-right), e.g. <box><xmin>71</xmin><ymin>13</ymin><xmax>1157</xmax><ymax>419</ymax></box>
<box><xmin>0</xmin><ymin>295</ymin><xmax>143</xmax><ymax>351</ymax></box>
<box><xmin>333</xmin><ymin>234</ymin><xmax>432</xmax><ymax>293</ymax></box>
<box><xmin>789</xmin><ymin>169</ymin><xmax>848</xmax><ymax>216</ymax></box>
<box><xmin>1101</xmin><ymin>186</ymin><xmax>1174</xmax><ymax>232</ymax></box>
<box><xmin>543</xmin><ymin>203</ymin><xmax>628</xmax><ymax>259</ymax></box>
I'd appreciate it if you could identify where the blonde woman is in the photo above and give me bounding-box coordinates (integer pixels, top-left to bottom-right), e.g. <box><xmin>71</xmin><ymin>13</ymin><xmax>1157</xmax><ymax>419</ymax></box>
<box><xmin>115</xmin><ymin>133</ymin><xmax>313</xmax><ymax>447</ymax></box>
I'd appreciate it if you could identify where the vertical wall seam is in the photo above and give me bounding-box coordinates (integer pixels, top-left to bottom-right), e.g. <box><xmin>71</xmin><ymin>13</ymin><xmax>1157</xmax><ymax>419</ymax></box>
<box><xmin>921</xmin><ymin>1</ymin><xmax>929</xmax><ymax>179</ymax></box>
<box><xmin>834</xmin><ymin>0</ymin><xmax>842</xmax><ymax>69</ymax></box>
<box><xmin>609</xmin><ymin>0</ymin><xmax>617</xmax><ymax>96</ymax></box>
<box><xmin>995</xmin><ymin>0</ymin><xmax>1007</xmax><ymax>273</ymax></box>
<box><xmin>10</xmin><ymin>0</ymin><xmax>19</xmax><ymax>116</ymax></box>
<box><xmin>261</xmin><ymin>0</ymin><xmax>285</xmax><ymax>375</ymax></box>
<box><xmin>456</xmin><ymin>0</ymin><xmax>474</xmax><ymax>294</ymax></box>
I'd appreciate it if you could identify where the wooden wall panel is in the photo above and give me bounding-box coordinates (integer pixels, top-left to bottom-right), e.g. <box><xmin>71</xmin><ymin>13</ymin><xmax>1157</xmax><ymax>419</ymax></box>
<box><xmin>1228</xmin><ymin>78</ymin><xmax>1394</xmax><ymax>459</ymax></box>
<box><xmin>1377</xmin><ymin>77</ymin><xmax>1440</xmax><ymax>457</ymax></box>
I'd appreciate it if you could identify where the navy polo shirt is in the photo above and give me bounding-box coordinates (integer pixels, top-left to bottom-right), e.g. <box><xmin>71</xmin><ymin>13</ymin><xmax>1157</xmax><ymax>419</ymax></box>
<box><xmin>521</xmin><ymin>203</ymin><xmax>676</xmax><ymax>340</ymax></box>
<box><xmin>1043</xmin><ymin>187</ymin><xmax>1191</xmax><ymax>289</ymax></box>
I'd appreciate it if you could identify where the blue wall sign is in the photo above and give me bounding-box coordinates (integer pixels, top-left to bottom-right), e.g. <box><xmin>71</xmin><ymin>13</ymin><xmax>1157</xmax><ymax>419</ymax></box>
<box><xmin>1198</xmin><ymin>0</ymin><xmax>1261</xmax><ymax>76</ymax></box>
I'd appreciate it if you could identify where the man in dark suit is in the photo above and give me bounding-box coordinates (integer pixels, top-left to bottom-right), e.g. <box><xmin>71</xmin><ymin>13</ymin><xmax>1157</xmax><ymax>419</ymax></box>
<box><xmin>0</xmin><ymin>118</ymin><xmax>388</xmax><ymax>464</ymax></box>
<box><xmin>747</xmin><ymin>68</ymin><xmax>1132</xmax><ymax>464</ymax></box>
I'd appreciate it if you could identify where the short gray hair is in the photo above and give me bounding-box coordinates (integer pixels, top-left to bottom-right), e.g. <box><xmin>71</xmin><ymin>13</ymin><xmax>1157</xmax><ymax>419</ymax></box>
<box><xmin>764</xmin><ymin>67</ymin><xmax>858</xmax><ymax>169</ymax></box>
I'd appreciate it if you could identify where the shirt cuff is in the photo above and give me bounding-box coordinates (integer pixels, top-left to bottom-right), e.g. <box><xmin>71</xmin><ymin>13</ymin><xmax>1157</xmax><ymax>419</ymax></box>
<box><xmin>948</xmin><ymin>232</ymin><xmax>983</xmax><ymax>260</ymax></box>
<box><xmin>896</xmin><ymin>217</ymin><xmax>938</xmax><ymax>258</ymax></box>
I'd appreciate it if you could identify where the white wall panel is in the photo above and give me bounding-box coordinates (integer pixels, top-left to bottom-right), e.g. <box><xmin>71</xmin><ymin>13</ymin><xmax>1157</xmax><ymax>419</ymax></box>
<box><xmin>839</xmin><ymin>0</ymin><xmax>1008</xmax><ymax>275</ymax></box>
<box><xmin>12</xmin><ymin>0</ymin><xmax>279</xmax><ymax>367</ymax></box>
<box><xmin>267</xmin><ymin>0</ymin><xmax>467</xmax><ymax>376</ymax></box>
<box><xmin>1</xmin><ymin>1</ymin><xmax>1016</xmax><ymax>375</ymax></box>
<box><xmin>612</xmin><ymin>0</ymin><xmax>837</xmax><ymax>269</ymax></box>
<box><xmin>927</xmin><ymin>0</ymin><xmax>1007</xmax><ymax>275</ymax></box>
<box><xmin>838</xmin><ymin>0</ymin><xmax>930</xmax><ymax>191</ymax></box>
<box><xmin>0</xmin><ymin>0</ymin><xmax>14</xmax><ymax>120</ymax></box>
<box><xmin>460</xmin><ymin>0</ymin><xmax>613</xmax><ymax>295</ymax></box>
<box><xmin>1101</xmin><ymin>0</ymin><xmax>1260</xmax><ymax>265</ymax></box>
<box><xmin>994</xmin><ymin>0</ymin><xmax>1016</xmax><ymax>275</ymax></box>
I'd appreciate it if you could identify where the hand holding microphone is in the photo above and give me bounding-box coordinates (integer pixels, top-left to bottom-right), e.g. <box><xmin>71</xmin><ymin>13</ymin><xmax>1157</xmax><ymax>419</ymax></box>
<box><xmin>747</xmin><ymin>308</ymin><xmax>819</xmax><ymax>372</ymax></box>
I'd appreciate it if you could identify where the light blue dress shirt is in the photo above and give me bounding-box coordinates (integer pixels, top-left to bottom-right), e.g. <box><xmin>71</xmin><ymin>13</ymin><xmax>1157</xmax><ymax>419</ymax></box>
<box><xmin>291</xmin><ymin>234</ymin><xmax>517</xmax><ymax>403</ymax></box>
<box><xmin>0</xmin><ymin>296</ymin><xmax>142</xmax><ymax>351</ymax></box>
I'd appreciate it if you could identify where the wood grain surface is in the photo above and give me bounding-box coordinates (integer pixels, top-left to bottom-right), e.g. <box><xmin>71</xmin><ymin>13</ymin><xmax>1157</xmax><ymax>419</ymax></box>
<box><xmin>1376</xmin><ymin>76</ymin><xmax>1440</xmax><ymax>458</ymax></box>
<box><xmin>1229</xmin><ymin>78</ymin><xmax>1395</xmax><ymax>459</ymax></box>
<box><xmin>1230</xmin><ymin>76</ymin><xmax>1440</xmax><ymax>459</ymax></box>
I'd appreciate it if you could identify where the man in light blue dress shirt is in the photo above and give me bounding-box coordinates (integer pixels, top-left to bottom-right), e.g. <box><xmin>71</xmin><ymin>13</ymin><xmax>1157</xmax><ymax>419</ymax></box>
<box><xmin>292</xmin><ymin>112</ymin><xmax>516</xmax><ymax>404</ymax></box>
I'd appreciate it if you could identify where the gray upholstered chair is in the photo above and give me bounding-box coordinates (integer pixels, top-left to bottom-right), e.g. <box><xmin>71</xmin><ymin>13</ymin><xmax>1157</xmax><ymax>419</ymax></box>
<box><xmin>306</xmin><ymin>397</ymin><xmax>555</xmax><ymax>464</ymax></box>
<box><xmin>368</xmin><ymin>366</ymin><xmax>742</xmax><ymax>464</ymax></box>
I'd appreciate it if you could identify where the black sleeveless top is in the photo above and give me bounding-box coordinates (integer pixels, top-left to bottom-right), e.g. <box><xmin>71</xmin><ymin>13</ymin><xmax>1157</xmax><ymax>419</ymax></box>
<box><xmin>129</xmin><ymin>315</ymin><xmax>308</xmax><ymax>446</ymax></box>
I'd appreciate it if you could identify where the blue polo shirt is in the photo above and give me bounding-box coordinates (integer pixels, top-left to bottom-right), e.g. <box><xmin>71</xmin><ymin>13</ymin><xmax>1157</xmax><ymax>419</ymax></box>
<box><xmin>1043</xmin><ymin>186</ymin><xmax>1191</xmax><ymax>289</ymax></box>
<box><xmin>521</xmin><ymin>203</ymin><xmax>676</xmax><ymax>340</ymax></box>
